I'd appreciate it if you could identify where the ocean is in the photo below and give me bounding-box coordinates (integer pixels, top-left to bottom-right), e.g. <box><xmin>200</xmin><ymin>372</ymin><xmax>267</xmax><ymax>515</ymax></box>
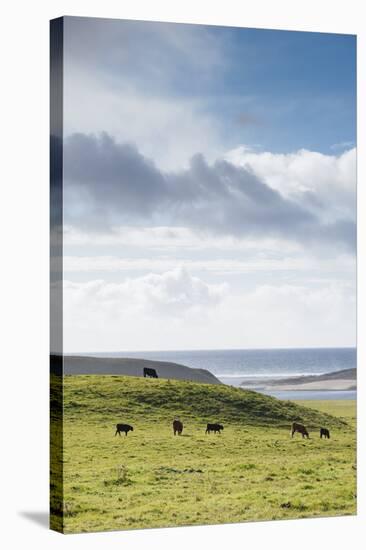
<box><xmin>84</xmin><ymin>347</ymin><xmax>356</xmax><ymax>400</ymax></box>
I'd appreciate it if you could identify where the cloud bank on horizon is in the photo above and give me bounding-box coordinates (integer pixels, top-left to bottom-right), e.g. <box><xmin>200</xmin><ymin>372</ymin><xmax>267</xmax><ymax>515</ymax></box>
<box><xmin>60</xmin><ymin>17</ymin><xmax>356</xmax><ymax>352</ymax></box>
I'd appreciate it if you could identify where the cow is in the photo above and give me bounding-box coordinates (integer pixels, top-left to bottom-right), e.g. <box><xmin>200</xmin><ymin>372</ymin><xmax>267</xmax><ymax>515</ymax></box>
<box><xmin>173</xmin><ymin>419</ymin><xmax>183</xmax><ymax>435</ymax></box>
<box><xmin>115</xmin><ymin>423</ymin><xmax>134</xmax><ymax>436</ymax></box>
<box><xmin>291</xmin><ymin>422</ymin><xmax>309</xmax><ymax>439</ymax></box>
<box><xmin>143</xmin><ymin>367</ymin><xmax>158</xmax><ymax>378</ymax></box>
<box><xmin>205</xmin><ymin>423</ymin><xmax>224</xmax><ymax>434</ymax></box>
<box><xmin>320</xmin><ymin>427</ymin><xmax>330</xmax><ymax>439</ymax></box>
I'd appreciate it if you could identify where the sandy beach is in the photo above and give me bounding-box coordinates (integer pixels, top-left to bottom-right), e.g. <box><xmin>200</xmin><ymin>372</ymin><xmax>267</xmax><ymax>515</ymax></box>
<box><xmin>241</xmin><ymin>368</ymin><xmax>356</xmax><ymax>392</ymax></box>
<box><xmin>267</xmin><ymin>379</ymin><xmax>356</xmax><ymax>391</ymax></box>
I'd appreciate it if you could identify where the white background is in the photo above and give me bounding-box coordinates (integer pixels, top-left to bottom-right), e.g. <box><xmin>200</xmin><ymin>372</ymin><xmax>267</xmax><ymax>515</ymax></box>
<box><xmin>0</xmin><ymin>0</ymin><xmax>365</xmax><ymax>548</ymax></box>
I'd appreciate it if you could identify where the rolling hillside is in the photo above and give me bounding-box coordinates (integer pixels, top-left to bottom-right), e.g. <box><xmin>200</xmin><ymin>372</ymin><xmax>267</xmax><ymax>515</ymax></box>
<box><xmin>63</xmin><ymin>374</ymin><xmax>347</xmax><ymax>428</ymax></box>
<box><xmin>50</xmin><ymin>375</ymin><xmax>355</xmax><ymax>533</ymax></box>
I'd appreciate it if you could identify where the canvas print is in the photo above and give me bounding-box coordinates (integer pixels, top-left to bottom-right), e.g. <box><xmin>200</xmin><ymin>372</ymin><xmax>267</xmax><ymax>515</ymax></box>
<box><xmin>50</xmin><ymin>16</ymin><xmax>357</xmax><ymax>534</ymax></box>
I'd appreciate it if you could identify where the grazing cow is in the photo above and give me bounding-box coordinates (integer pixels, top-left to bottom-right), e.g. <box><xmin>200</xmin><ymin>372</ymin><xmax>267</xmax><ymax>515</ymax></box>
<box><xmin>173</xmin><ymin>419</ymin><xmax>183</xmax><ymax>435</ymax></box>
<box><xmin>115</xmin><ymin>423</ymin><xmax>134</xmax><ymax>436</ymax></box>
<box><xmin>320</xmin><ymin>427</ymin><xmax>330</xmax><ymax>439</ymax></box>
<box><xmin>143</xmin><ymin>367</ymin><xmax>158</xmax><ymax>378</ymax></box>
<box><xmin>291</xmin><ymin>422</ymin><xmax>309</xmax><ymax>439</ymax></box>
<box><xmin>206</xmin><ymin>423</ymin><xmax>224</xmax><ymax>434</ymax></box>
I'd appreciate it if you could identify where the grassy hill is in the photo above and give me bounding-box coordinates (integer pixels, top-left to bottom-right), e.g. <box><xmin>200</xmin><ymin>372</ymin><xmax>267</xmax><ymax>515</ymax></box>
<box><xmin>62</xmin><ymin>354</ymin><xmax>221</xmax><ymax>384</ymax></box>
<box><xmin>63</xmin><ymin>374</ymin><xmax>346</xmax><ymax>429</ymax></box>
<box><xmin>51</xmin><ymin>375</ymin><xmax>356</xmax><ymax>533</ymax></box>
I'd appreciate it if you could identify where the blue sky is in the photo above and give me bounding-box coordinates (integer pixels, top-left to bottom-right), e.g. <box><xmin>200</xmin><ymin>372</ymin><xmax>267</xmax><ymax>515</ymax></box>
<box><xmin>61</xmin><ymin>17</ymin><xmax>357</xmax><ymax>351</ymax></box>
<box><xmin>64</xmin><ymin>17</ymin><xmax>356</xmax><ymax>166</ymax></box>
<box><xmin>70</xmin><ymin>19</ymin><xmax>356</xmax><ymax>153</ymax></box>
<box><xmin>214</xmin><ymin>27</ymin><xmax>356</xmax><ymax>153</ymax></box>
<box><xmin>147</xmin><ymin>23</ymin><xmax>357</xmax><ymax>154</ymax></box>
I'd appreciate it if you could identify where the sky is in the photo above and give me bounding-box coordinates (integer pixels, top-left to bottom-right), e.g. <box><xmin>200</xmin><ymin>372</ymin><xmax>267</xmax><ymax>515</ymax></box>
<box><xmin>59</xmin><ymin>16</ymin><xmax>357</xmax><ymax>352</ymax></box>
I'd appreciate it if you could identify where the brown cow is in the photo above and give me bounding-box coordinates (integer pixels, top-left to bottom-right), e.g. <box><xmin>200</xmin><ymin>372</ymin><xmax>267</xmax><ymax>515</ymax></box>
<box><xmin>173</xmin><ymin>419</ymin><xmax>183</xmax><ymax>435</ymax></box>
<box><xmin>291</xmin><ymin>422</ymin><xmax>309</xmax><ymax>438</ymax></box>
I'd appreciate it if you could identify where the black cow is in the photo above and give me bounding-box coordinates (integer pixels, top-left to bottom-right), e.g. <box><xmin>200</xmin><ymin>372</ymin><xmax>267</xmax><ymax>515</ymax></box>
<box><xmin>291</xmin><ymin>422</ymin><xmax>309</xmax><ymax>439</ymax></box>
<box><xmin>115</xmin><ymin>423</ymin><xmax>134</xmax><ymax>436</ymax></box>
<box><xmin>173</xmin><ymin>419</ymin><xmax>183</xmax><ymax>435</ymax></box>
<box><xmin>143</xmin><ymin>367</ymin><xmax>158</xmax><ymax>378</ymax></box>
<box><xmin>206</xmin><ymin>423</ymin><xmax>224</xmax><ymax>434</ymax></box>
<box><xmin>320</xmin><ymin>427</ymin><xmax>330</xmax><ymax>439</ymax></box>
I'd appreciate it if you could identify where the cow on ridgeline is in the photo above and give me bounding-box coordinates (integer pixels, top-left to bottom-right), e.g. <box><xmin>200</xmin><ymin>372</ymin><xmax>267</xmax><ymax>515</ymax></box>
<box><xmin>143</xmin><ymin>367</ymin><xmax>158</xmax><ymax>378</ymax></box>
<box><xmin>320</xmin><ymin>427</ymin><xmax>330</xmax><ymax>439</ymax></box>
<box><xmin>206</xmin><ymin>423</ymin><xmax>224</xmax><ymax>434</ymax></box>
<box><xmin>173</xmin><ymin>419</ymin><xmax>183</xmax><ymax>435</ymax></box>
<box><xmin>291</xmin><ymin>422</ymin><xmax>309</xmax><ymax>439</ymax></box>
<box><xmin>115</xmin><ymin>423</ymin><xmax>134</xmax><ymax>436</ymax></box>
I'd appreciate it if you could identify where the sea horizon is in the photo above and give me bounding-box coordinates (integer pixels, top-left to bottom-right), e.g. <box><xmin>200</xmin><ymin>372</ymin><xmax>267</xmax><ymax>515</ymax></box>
<box><xmin>69</xmin><ymin>346</ymin><xmax>356</xmax><ymax>397</ymax></box>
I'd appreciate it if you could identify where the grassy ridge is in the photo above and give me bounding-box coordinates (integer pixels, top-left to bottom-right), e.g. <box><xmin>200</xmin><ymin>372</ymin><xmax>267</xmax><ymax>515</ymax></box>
<box><xmin>295</xmin><ymin>399</ymin><xmax>356</xmax><ymax>427</ymax></box>
<box><xmin>54</xmin><ymin>376</ymin><xmax>356</xmax><ymax>533</ymax></box>
<box><xmin>64</xmin><ymin>375</ymin><xmax>346</xmax><ymax>428</ymax></box>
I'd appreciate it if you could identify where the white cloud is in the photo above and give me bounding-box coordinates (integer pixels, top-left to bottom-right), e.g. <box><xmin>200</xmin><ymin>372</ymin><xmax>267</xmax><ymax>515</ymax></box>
<box><xmin>64</xmin><ymin>80</ymin><xmax>223</xmax><ymax>171</ymax></box>
<box><xmin>63</xmin><ymin>224</ymin><xmax>301</xmax><ymax>255</ymax></box>
<box><xmin>58</xmin><ymin>18</ymin><xmax>356</xmax><ymax>353</ymax></box>
<box><xmin>64</xmin><ymin>266</ymin><xmax>227</xmax><ymax>318</ymax></box>
<box><xmin>63</xmin><ymin>18</ymin><xmax>228</xmax><ymax>170</ymax></box>
<box><xmin>63</xmin><ymin>273</ymin><xmax>355</xmax><ymax>352</ymax></box>
<box><xmin>63</xmin><ymin>133</ymin><xmax>355</xmax><ymax>251</ymax></box>
<box><xmin>224</xmin><ymin>146</ymin><xmax>356</xmax><ymax>222</ymax></box>
<box><xmin>216</xmin><ymin>281</ymin><xmax>356</xmax><ymax>349</ymax></box>
<box><xmin>62</xmin><ymin>253</ymin><xmax>355</xmax><ymax>277</ymax></box>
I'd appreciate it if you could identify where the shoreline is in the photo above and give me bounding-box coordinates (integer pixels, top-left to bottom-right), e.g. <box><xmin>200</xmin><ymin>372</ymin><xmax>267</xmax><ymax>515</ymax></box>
<box><xmin>262</xmin><ymin>379</ymin><xmax>356</xmax><ymax>391</ymax></box>
<box><xmin>240</xmin><ymin>368</ymin><xmax>356</xmax><ymax>392</ymax></box>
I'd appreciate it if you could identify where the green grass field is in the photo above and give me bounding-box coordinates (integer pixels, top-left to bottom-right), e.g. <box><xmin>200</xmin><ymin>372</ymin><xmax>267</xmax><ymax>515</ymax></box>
<box><xmin>51</xmin><ymin>375</ymin><xmax>356</xmax><ymax>533</ymax></box>
<box><xmin>295</xmin><ymin>400</ymin><xmax>356</xmax><ymax>426</ymax></box>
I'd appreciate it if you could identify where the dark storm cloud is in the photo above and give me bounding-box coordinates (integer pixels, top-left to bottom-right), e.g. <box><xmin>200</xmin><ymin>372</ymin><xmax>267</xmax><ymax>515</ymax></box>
<box><xmin>166</xmin><ymin>154</ymin><xmax>315</xmax><ymax>240</ymax></box>
<box><xmin>64</xmin><ymin>132</ymin><xmax>355</xmax><ymax>251</ymax></box>
<box><xmin>65</xmin><ymin>133</ymin><xmax>166</xmax><ymax>216</ymax></box>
